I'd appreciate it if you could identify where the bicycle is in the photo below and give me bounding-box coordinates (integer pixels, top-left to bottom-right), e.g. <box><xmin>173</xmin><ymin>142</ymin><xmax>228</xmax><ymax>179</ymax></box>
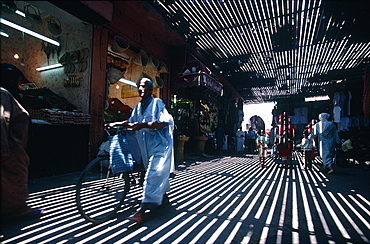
<box><xmin>75</xmin><ymin>126</ymin><xmax>145</xmax><ymax>223</ymax></box>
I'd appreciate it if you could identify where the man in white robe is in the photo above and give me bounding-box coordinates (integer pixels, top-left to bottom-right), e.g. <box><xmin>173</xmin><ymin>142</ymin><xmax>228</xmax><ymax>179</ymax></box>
<box><xmin>109</xmin><ymin>78</ymin><xmax>174</xmax><ymax>223</ymax></box>
<box><xmin>309</xmin><ymin>113</ymin><xmax>340</xmax><ymax>174</ymax></box>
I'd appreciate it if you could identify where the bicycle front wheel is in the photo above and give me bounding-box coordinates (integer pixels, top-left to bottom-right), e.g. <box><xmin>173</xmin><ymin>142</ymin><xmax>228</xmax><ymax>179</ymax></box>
<box><xmin>76</xmin><ymin>156</ymin><xmax>130</xmax><ymax>223</ymax></box>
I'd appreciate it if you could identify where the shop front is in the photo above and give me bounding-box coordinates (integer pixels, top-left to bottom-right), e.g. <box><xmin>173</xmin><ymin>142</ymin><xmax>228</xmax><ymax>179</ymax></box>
<box><xmin>170</xmin><ymin>53</ymin><xmax>236</xmax><ymax>157</ymax></box>
<box><xmin>1</xmin><ymin>1</ymin><xmax>243</xmax><ymax>178</ymax></box>
<box><xmin>1</xmin><ymin>1</ymin><xmax>187</xmax><ymax>178</ymax></box>
<box><xmin>271</xmin><ymin>75</ymin><xmax>370</xmax><ymax>148</ymax></box>
<box><xmin>0</xmin><ymin>1</ymin><xmax>99</xmax><ymax>178</ymax></box>
<box><xmin>98</xmin><ymin>2</ymin><xmax>244</xmax><ymax>161</ymax></box>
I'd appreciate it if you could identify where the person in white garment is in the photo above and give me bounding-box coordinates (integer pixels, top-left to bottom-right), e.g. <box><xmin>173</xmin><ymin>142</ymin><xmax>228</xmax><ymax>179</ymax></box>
<box><xmin>235</xmin><ymin>127</ymin><xmax>245</xmax><ymax>153</ymax></box>
<box><xmin>309</xmin><ymin>113</ymin><xmax>340</xmax><ymax>174</ymax></box>
<box><xmin>297</xmin><ymin>130</ymin><xmax>315</xmax><ymax>170</ymax></box>
<box><xmin>108</xmin><ymin>77</ymin><xmax>174</xmax><ymax>223</ymax></box>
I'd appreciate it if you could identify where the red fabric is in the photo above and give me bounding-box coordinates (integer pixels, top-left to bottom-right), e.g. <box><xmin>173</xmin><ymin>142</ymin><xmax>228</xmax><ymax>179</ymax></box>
<box><xmin>310</xmin><ymin>149</ymin><xmax>316</xmax><ymax>160</ymax></box>
<box><xmin>278</xmin><ymin>143</ymin><xmax>292</xmax><ymax>157</ymax></box>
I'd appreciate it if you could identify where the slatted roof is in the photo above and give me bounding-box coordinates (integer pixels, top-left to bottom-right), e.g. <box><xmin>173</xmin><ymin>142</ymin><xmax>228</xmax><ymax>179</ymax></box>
<box><xmin>148</xmin><ymin>0</ymin><xmax>370</xmax><ymax>103</ymax></box>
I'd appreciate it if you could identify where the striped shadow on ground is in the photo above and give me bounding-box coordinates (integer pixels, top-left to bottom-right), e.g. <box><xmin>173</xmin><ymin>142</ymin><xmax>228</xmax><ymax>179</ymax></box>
<box><xmin>2</xmin><ymin>152</ymin><xmax>370</xmax><ymax>243</ymax></box>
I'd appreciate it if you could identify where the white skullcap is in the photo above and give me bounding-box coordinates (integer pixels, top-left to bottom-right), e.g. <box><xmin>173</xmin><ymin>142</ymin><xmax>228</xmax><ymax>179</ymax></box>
<box><xmin>319</xmin><ymin>113</ymin><xmax>330</xmax><ymax>121</ymax></box>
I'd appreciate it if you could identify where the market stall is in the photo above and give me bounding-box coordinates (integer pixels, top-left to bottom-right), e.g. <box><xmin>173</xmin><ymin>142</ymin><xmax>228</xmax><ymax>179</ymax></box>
<box><xmin>171</xmin><ymin>58</ymin><xmax>224</xmax><ymax>155</ymax></box>
<box><xmin>1</xmin><ymin>1</ymin><xmax>93</xmax><ymax>178</ymax></box>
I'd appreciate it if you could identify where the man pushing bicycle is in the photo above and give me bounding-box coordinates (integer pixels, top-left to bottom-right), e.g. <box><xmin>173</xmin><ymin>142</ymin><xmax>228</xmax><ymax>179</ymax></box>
<box><xmin>108</xmin><ymin>77</ymin><xmax>174</xmax><ymax>223</ymax></box>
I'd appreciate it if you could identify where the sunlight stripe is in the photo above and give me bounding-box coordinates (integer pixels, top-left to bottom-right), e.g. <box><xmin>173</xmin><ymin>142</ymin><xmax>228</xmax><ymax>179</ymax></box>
<box><xmin>357</xmin><ymin>194</ymin><xmax>370</xmax><ymax>206</ymax></box>
<box><xmin>189</xmin><ymin>218</ymin><xmax>218</xmax><ymax>244</ymax></box>
<box><xmin>255</xmin><ymin>167</ymin><xmax>280</xmax><ymax>219</ymax></box>
<box><xmin>328</xmin><ymin>192</ymin><xmax>369</xmax><ymax>242</ymax></box>
<box><xmin>140</xmin><ymin>212</ymin><xmax>187</xmax><ymax>242</ymax></box>
<box><xmin>338</xmin><ymin>194</ymin><xmax>370</xmax><ymax>229</ymax></box>
<box><xmin>206</xmin><ymin>220</ymin><xmax>230</xmax><ymax>244</ymax></box>
<box><xmin>241</xmin><ymin>224</ymin><xmax>254</xmax><ymax>244</ymax></box>
<box><xmin>172</xmin><ymin>216</ymin><xmax>207</xmax><ymax>244</ymax></box>
<box><xmin>225</xmin><ymin>221</ymin><xmax>242</xmax><ymax>243</ymax></box>
<box><xmin>296</xmin><ymin>163</ymin><xmax>317</xmax><ymax>243</ymax></box>
<box><xmin>276</xmin><ymin>172</ymin><xmax>290</xmax><ymax>244</ymax></box>
<box><xmin>114</xmin><ymin>227</ymin><xmax>148</xmax><ymax>244</ymax></box>
<box><xmin>153</xmin><ymin>214</ymin><xmax>197</xmax><ymax>244</ymax></box>
<box><xmin>317</xmin><ymin>189</ymin><xmax>350</xmax><ymax>239</ymax></box>
<box><xmin>259</xmin><ymin>170</ymin><xmax>284</xmax><ymax>244</ymax></box>
<box><xmin>348</xmin><ymin>195</ymin><xmax>370</xmax><ymax>216</ymax></box>
<box><xmin>6</xmin><ymin>218</ymin><xmax>86</xmax><ymax>244</ymax></box>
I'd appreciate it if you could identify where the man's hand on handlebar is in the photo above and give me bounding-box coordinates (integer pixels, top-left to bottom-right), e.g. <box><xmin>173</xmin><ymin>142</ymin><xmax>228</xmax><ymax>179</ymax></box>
<box><xmin>105</xmin><ymin>120</ymin><xmax>129</xmax><ymax>129</ymax></box>
<box><xmin>105</xmin><ymin>121</ymin><xmax>167</xmax><ymax>131</ymax></box>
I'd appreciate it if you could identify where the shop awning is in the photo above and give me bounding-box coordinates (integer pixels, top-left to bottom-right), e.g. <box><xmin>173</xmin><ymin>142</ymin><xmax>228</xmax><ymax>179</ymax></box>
<box><xmin>173</xmin><ymin>60</ymin><xmax>223</xmax><ymax>95</ymax></box>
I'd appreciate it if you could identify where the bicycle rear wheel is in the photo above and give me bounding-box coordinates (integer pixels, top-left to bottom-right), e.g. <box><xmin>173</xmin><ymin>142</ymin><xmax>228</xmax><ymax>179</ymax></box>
<box><xmin>76</xmin><ymin>156</ymin><xmax>130</xmax><ymax>223</ymax></box>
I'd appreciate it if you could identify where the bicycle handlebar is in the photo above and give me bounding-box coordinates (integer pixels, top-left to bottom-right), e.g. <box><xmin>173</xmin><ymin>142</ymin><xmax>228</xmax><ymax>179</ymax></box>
<box><xmin>103</xmin><ymin>124</ymin><xmax>132</xmax><ymax>137</ymax></box>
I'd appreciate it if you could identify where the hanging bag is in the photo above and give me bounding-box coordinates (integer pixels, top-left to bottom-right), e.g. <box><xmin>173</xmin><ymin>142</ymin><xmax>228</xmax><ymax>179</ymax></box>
<box><xmin>109</xmin><ymin>127</ymin><xmax>134</xmax><ymax>174</ymax></box>
<box><xmin>24</xmin><ymin>5</ymin><xmax>42</xmax><ymax>26</ymax></box>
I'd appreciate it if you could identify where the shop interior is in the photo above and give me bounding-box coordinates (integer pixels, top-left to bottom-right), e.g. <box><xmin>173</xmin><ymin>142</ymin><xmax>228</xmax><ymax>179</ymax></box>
<box><xmin>1</xmin><ymin>1</ymin><xmax>93</xmax><ymax>178</ymax></box>
<box><xmin>104</xmin><ymin>34</ymin><xmax>169</xmax><ymax>122</ymax></box>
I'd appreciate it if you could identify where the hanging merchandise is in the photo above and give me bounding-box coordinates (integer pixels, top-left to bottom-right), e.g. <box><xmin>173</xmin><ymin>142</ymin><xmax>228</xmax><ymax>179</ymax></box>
<box><xmin>111</xmin><ymin>36</ymin><xmax>130</xmax><ymax>53</ymax></box>
<box><xmin>133</xmin><ymin>49</ymin><xmax>149</xmax><ymax>66</ymax></box>
<box><xmin>155</xmin><ymin>76</ymin><xmax>164</xmax><ymax>88</ymax></box>
<box><xmin>276</xmin><ymin>112</ymin><xmax>294</xmax><ymax>136</ymax></box>
<box><xmin>41</xmin><ymin>37</ymin><xmax>62</xmax><ymax>60</ymax></box>
<box><xmin>59</xmin><ymin>48</ymin><xmax>89</xmax><ymax>74</ymax></box>
<box><xmin>147</xmin><ymin>55</ymin><xmax>160</xmax><ymax>69</ymax></box>
<box><xmin>20</xmin><ymin>32</ymin><xmax>25</xmax><ymax>66</ymax></box>
<box><xmin>24</xmin><ymin>5</ymin><xmax>42</xmax><ymax>26</ymax></box>
<box><xmin>47</xmin><ymin>17</ymin><xmax>62</xmax><ymax>36</ymax></box>
<box><xmin>107</xmin><ymin>67</ymin><xmax>124</xmax><ymax>84</ymax></box>
<box><xmin>158</xmin><ymin>62</ymin><xmax>169</xmax><ymax>73</ymax></box>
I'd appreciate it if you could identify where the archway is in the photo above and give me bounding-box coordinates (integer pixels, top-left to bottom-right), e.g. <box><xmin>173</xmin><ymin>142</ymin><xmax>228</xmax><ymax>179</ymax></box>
<box><xmin>242</xmin><ymin>102</ymin><xmax>276</xmax><ymax>133</ymax></box>
<box><xmin>249</xmin><ymin>115</ymin><xmax>265</xmax><ymax>132</ymax></box>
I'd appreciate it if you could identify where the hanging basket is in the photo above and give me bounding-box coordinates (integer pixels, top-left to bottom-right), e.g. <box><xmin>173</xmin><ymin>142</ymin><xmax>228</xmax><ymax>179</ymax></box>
<box><xmin>24</xmin><ymin>5</ymin><xmax>42</xmax><ymax>26</ymax></box>
<box><xmin>147</xmin><ymin>55</ymin><xmax>160</xmax><ymax>69</ymax></box>
<box><xmin>155</xmin><ymin>76</ymin><xmax>164</xmax><ymax>88</ymax></box>
<box><xmin>107</xmin><ymin>67</ymin><xmax>123</xmax><ymax>84</ymax></box>
<box><xmin>48</xmin><ymin>17</ymin><xmax>62</xmax><ymax>36</ymax></box>
<box><xmin>158</xmin><ymin>62</ymin><xmax>169</xmax><ymax>73</ymax></box>
<box><xmin>111</xmin><ymin>36</ymin><xmax>130</xmax><ymax>53</ymax></box>
<box><xmin>133</xmin><ymin>49</ymin><xmax>149</xmax><ymax>66</ymax></box>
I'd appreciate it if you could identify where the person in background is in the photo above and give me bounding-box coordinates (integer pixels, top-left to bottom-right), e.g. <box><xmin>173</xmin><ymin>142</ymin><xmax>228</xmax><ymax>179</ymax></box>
<box><xmin>215</xmin><ymin>124</ymin><xmax>226</xmax><ymax>153</ymax></box>
<box><xmin>297</xmin><ymin>130</ymin><xmax>315</xmax><ymax>170</ymax></box>
<box><xmin>341</xmin><ymin>136</ymin><xmax>368</xmax><ymax>169</ymax></box>
<box><xmin>256</xmin><ymin>130</ymin><xmax>269</xmax><ymax>168</ymax></box>
<box><xmin>235</xmin><ymin>126</ymin><xmax>245</xmax><ymax>153</ymax></box>
<box><xmin>277</xmin><ymin>130</ymin><xmax>294</xmax><ymax>168</ymax></box>
<box><xmin>309</xmin><ymin>113</ymin><xmax>340</xmax><ymax>174</ymax></box>
<box><xmin>108</xmin><ymin>77</ymin><xmax>174</xmax><ymax>223</ymax></box>
<box><xmin>246</xmin><ymin>127</ymin><xmax>257</xmax><ymax>154</ymax></box>
<box><xmin>1</xmin><ymin>63</ymin><xmax>44</xmax><ymax>219</ymax></box>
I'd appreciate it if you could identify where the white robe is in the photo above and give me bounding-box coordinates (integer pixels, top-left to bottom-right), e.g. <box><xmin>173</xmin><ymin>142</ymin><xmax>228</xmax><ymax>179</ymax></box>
<box><xmin>309</xmin><ymin>113</ymin><xmax>340</xmax><ymax>168</ymax></box>
<box><xmin>129</xmin><ymin>97</ymin><xmax>174</xmax><ymax>205</ymax></box>
<box><xmin>235</xmin><ymin>130</ymin><xmax>245</xmax><ymax>152</ymax></box>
